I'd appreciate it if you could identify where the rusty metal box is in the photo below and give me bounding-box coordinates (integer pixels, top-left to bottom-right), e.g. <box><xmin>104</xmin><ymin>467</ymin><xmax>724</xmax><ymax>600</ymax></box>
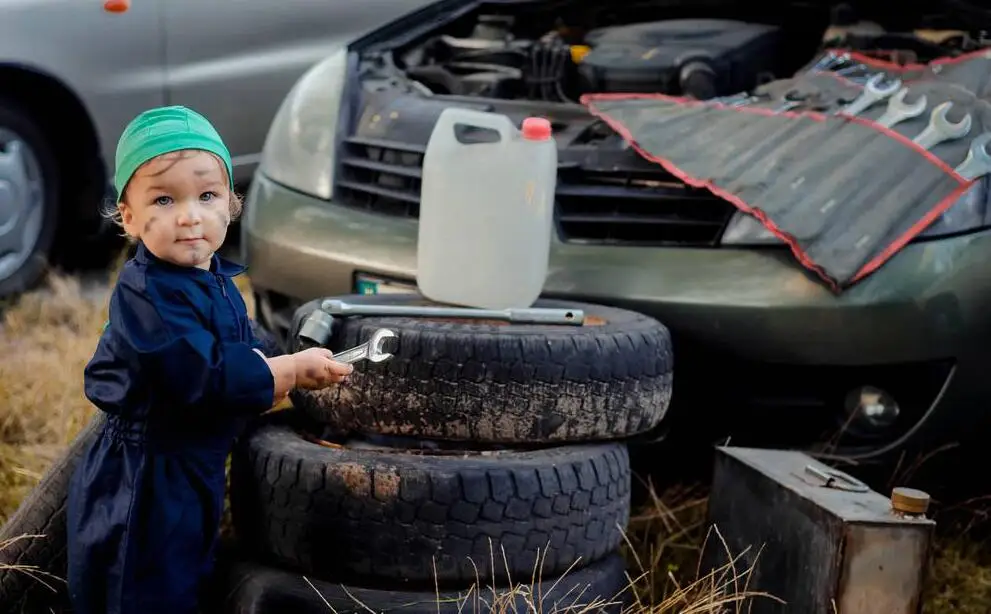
<box><xmin>701</xmin><ymin>447</ymin><xmax>935</xmax><ymax>614</ymax></box>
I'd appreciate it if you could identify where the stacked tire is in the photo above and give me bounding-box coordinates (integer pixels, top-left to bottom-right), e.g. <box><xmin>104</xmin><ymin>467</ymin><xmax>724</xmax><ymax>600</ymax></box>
<box><xmin>228</xmin><ymin>294</ymin><xmax>674</xmax><ymax>613</ymax></box>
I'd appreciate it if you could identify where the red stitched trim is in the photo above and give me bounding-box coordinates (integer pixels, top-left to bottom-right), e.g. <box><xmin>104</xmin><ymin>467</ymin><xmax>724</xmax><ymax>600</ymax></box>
<box><xmin>824</xmin><ymin>46</ymin><xmax>991</xmax><ymax>72</ymax></box>
<box><xmin>580</xmin><ymin>92</ymin><xmax>828</xmax><ymax>121</ymax></box>
<box><xmin>851</xmin><ymin>180</ymin><xmax>974</xmax><ymax>283</ymax></box>
<box><xmin>580</xmin><ymin>92</ymin><xmax>975</xmax><ymax>290</ymax></box>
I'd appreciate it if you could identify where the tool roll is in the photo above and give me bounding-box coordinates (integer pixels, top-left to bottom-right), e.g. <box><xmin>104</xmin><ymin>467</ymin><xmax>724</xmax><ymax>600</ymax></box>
<box><xmin>581</xmin><ymin>50</ymin><xmax>991</xmax><ymax>291</ymax></box>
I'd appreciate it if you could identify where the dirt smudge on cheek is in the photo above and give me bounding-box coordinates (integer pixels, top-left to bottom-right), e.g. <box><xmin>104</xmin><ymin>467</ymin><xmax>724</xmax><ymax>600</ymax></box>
<box><xmin>214</xmin><ymin>210</ymin><xmax>230</xmax><ymax>228</ymax></box>
<box><xmin>143</xmin><ymin>216</ymin><xmax>159</xmax><ymax>234</ymax></box>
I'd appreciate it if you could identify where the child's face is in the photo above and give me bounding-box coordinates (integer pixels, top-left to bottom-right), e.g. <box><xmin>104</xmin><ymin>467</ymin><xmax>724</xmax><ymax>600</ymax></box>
<box><xmin>119</xmin><ymin>150</ymin><xmax>232</xmax><ymax>270</ymax></box>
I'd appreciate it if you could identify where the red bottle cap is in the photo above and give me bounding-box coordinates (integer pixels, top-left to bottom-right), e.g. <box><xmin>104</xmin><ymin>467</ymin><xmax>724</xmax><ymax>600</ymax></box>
<box><xmin>521</xmin><ymin>117</ymin><xmax>552</xmax><ymax>141</ymax></box>
<box><xmin>104</xmin><ymin>0</ymin><xmax>131</xmax><ymax>12</ymax></box>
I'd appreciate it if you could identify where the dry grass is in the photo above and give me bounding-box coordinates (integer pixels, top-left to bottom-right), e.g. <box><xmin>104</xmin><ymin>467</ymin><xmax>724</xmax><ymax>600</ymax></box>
<box><xmin>0</xmin><ymin>267</ymin><xmax>989</xmax><ymax>612</ymax></box>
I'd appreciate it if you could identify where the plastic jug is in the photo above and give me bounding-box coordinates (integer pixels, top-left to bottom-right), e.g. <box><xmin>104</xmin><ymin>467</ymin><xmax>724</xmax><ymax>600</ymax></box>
<box><xmin>417</xmin><ymin>108</ymin><xmax>557</xmax><ymax>310</ymax></box>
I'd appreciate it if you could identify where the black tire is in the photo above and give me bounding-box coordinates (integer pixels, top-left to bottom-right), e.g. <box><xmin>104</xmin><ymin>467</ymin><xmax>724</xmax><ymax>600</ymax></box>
<box><xmin>0</xmin><ymin>98</ymin><xmax>60</xmax><ymax>300</ymax></box>
<box><xmin>230</xmin><ymin>420</ymin><xmax>631</xmax><ymax>587</ymax></box>
<box><xmin>0</xmin><ymin>412</ymin><xmax>106</xmax><ymax>614</ymax></box>
<box><xmin>220</xmin><ymin>553</ymin><xmax>630</xmax><ymax>614</ymax></box>
<box><xmin>288</xmin><ymin>294</ymin><xmax>673</xmax><ymax>444</ymax></box>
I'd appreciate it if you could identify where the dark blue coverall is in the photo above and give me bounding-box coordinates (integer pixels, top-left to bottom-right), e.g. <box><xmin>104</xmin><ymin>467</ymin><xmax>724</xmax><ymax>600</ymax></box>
<box><xmin>66</xmin><ymin>241</ymin><xmax>276</xmax><ymax>614</ymax></box>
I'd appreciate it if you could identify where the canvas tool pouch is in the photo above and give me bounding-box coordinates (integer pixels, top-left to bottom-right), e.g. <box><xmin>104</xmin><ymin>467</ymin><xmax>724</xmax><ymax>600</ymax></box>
<box><xmin>581</xmin><ymin>50</ymin><xmax>991</xmax><ymax>291</ymax></box>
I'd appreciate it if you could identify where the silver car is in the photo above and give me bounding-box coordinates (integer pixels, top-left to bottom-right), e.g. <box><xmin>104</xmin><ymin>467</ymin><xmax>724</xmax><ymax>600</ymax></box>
<box><xmin>240</xmin><ymin>2</ymin><xmax>991</xmax><ymax>473</ymax></box>
<box><xmin>0</xmin><ymin>0</ymin><xmax>431</xmax><ymax>298</ymax></box>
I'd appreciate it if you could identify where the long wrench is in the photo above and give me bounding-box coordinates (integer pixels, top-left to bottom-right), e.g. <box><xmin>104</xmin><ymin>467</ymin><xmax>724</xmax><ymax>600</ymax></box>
<box><xmin>953</xmin><ymin>132</ymin><xmax>991</xmax><ymax>180</ymax></box>
<box><xmin>331</xmin><ymin>328</ymin><xmax>397</xmax><ymax>364</ymax></box>
<box><xmin>837</xmin><ymin>74</ymin><xmax>901</xmax><ymax>117</ymax></box>
<box><xmin>810</xmin><ymin>51</ymin><xmax>851</xmax><ymax>72</ymax></box>
<box><xmin>319</xmin><ymin>299</ymin><xmax>586</xmax><ymax>325</ymax></box>
<box><xmin>912</xmin><ymin>102</ymin><xmax>972</xmax><ymax>150</ymax></box>
<box><xmin>874</xmin><ymin>88</ymin><xmax>928</xmax><ymax>128</ymax></box>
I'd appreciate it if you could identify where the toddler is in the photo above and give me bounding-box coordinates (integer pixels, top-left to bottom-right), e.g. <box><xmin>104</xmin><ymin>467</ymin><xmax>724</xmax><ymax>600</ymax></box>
<box><xmin>65</xmin><ymin>105</ymin><xmax>352</xmax><ymax>614</ymax></box>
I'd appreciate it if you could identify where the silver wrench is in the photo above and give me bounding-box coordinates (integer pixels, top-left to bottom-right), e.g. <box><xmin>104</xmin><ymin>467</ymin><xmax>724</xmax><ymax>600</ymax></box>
<box><xmin>810</xmin><ymin>51</ymin><xmax>851</xmax><ymax>72</ymax></box>
<box><xmin>729</xmin><ymin>95</ymin><xmax>762</xmax><ymax>107</ymax></box>
<box><xmin>837</xmin><ymin>74</ymin><xmax>901</xmax><ymax>117</ymax></box>
<box><xmin>774</xmin><ymin>100</ymin><xmax>802</xmax><ymax>113</ymax></box>
<box><xmin>953</xmin><ymin>132</ymin><xmax>991</xmax><ymax>180</ymax></box>
<box><xmin>332</xmin><ymin>328</ymin><xmax>397</xmax><ymax>364</ymax></box>
<box><xmin>912</xmin><ymin>102</ymin><xmax>972</xmax><ymax>150</ymax></box>
<box><xmin>874</xmin><ymin>88</ymin><xmax>928</xmax><ymax>128</ymax></box>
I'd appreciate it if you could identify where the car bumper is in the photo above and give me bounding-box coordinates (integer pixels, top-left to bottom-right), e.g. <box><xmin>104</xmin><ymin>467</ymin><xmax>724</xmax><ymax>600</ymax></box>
<box><xmin>243</xmin><ymin>173</ymin><xmax>991</xmax><ymax>458</ymax></box>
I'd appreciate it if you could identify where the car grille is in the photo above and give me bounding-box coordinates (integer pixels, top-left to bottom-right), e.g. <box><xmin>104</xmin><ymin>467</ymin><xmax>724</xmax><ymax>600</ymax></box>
<box><xmin>334</xmin><ymin>137</ymin><xmax>735</xmax><ymax>246</ymax></box>
<box><xmin>555</xmin><ymin>169</ymin><xmax>736</xmax><ymax>247</ymax></box>
<box><xmin>336</xmin><ymin>136</ymin><xmax>423</xmax><ymax>218</ymax></box>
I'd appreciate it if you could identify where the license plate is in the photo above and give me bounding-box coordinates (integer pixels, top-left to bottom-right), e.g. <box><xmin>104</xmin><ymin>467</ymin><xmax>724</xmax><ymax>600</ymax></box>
<box><xmin>354</xmin><ymin>273</ymin><xmax>417</xmax><ymax>296</ymax></box>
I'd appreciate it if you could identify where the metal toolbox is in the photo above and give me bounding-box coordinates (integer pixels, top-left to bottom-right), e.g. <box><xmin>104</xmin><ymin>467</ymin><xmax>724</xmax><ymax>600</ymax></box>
<box><xmin>701</xmin><ymin>447</ymin><xmax>935</xmax><ymax>614</ymax></box>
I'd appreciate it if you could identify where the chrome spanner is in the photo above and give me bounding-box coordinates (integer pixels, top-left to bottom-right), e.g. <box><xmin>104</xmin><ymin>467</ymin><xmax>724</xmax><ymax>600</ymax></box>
<box><xmin>953</xmin><ymin>132</ymin><xmax>991</xmax><ymax>180</ymax></box>
<box><xmin>810</xmin><ymin>51</ymin><xmax>851</xmax><ymax>72</ymax></box>
<box><xmin>332</xmin><ymin>328</ymin><xmax>397</xmax><ymax>364</ymax></box>
<box><xmin>912</xmin><ymin>102</ymin><xmax>972</xmax><ymax>150</ymax></box>
<box><xmin>837</xmin><ymin>74</ymin><xmax>901</xmax><ymax>117</ymax></box>
<box><xmin>774</xmin><ymin>100</ymin><xmax>802</xmax><ymax>113</ymax></box>
<box><xmin>874</xmin><ymin>88</ymin><xmax>928</xmax><ymax>128</ymax></box>
<box><xmin>729</xmin><ymin>95</ymin><xmax>762</xmax><ymax>107</ymax></box>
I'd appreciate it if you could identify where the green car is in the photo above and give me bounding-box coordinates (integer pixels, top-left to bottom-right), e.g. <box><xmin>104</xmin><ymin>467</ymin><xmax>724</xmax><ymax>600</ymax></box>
<box><xmin>242</xmin><ymin>0</ymin><xmax>991</xmax><ymax>468</ymax></box>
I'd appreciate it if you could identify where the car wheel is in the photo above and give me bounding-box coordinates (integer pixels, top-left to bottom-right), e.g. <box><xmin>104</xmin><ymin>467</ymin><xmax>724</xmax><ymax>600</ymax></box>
<box><xmin>0</xmin><ymin>99</ymin><xmax>60</xmax><ymax>299</ymax></box>
<box><xmin>219</xmin><ymin>554</ymin><xmax>630</xmax><ymax>614</ymax></box>
<box><xmin>0</xmin><ymin>413</ymin><xmax>106</xmax><ymax>614</ymax></box>
<box><xmin>287</xmin><ymin>294</ymin><xmax>674</xmax><ymax>444</ymax></box>
<box><xmin>230</xmin><ymin>418</ymin><xmax>631</xmax><ymax>587</ymax></box>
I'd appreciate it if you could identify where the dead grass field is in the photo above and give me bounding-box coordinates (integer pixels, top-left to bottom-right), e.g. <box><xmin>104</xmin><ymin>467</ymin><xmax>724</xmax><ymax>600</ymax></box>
<box><xmin>1</xmin><ymin>268</ymin><xmax>990</xmax><ymax>612</ymax></box>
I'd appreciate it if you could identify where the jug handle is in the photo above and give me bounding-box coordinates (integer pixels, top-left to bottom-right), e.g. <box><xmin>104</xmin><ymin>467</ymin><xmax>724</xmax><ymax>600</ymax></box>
<box><xmin>434</xmin><ymin>108</ymin><xmax>516</xmax><ymax>145</ymax></box>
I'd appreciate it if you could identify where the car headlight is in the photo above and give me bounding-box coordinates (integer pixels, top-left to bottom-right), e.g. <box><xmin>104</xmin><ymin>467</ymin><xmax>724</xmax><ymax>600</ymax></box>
<box><xmin>720</xmin><ymin>179</ymin><xmax>991</xmax><ymax>245</ymax></box>
<box><xmin>259</xmin><ymin>45</ymin><xmax>350</xmax><ymax>200</ymax></box>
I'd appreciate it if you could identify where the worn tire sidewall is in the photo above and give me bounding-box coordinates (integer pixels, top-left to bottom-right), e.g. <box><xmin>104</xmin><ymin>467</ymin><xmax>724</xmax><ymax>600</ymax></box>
<box><xmin>231</xmin><ymin>419</ymin><xmax>632</xmax><ymax>586</ymax></box>
<box><xmin>288</xmin><ymin>294</ymin><xmax>673</xmax><ymax>443</ymax></box>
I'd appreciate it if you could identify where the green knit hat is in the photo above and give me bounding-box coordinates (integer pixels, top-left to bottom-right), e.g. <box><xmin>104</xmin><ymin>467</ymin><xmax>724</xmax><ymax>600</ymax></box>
<box><xmin>114</xmin><ymin>105</ymin><xmax>233</xmax><ymax>201</ymax></box>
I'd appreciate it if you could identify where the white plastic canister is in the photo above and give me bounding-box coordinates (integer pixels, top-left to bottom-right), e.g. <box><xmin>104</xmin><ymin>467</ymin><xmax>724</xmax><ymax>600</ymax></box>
<box><xmin>417</xmin><ymin>108</ymin><xmax>557</xmax><ymax>310</ymax></box>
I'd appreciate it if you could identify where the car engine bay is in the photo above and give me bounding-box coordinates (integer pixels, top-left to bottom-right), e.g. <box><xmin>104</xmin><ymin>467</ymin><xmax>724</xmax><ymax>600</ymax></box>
<box><xmin>374</xmin><ymin>2</ymin><xmax>991</xmax><ymax>103</ymax></box>
<box><xmin>338</xmin><ymin>1</ymin><xmax>991</xmax><ymax>255</ymax></box>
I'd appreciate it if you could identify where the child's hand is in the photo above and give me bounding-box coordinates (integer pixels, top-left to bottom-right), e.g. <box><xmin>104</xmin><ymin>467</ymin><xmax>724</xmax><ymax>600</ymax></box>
<box><xmin>293</xmin><ymin>348</ymin><xmax>353</xmax><ymax>390</ymax></box>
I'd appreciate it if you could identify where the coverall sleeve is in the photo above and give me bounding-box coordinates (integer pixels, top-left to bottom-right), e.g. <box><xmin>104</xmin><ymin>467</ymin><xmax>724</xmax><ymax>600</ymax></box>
<box><xmin>113</xmin><ymin>281</ymin><xmax>275</xmax><ymax>414</ymax></box>
<box><xmin>246</xmin><ymin>321</ymin><xmax>268</xmax><ymax>355</ymax></box>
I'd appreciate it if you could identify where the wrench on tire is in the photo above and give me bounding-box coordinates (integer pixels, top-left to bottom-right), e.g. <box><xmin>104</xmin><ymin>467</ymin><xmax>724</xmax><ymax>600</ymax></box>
<box><xmin>912</xmin><ymin>102</ymin><xmax>972</xmax><ymax>150</ymax></box>
<box><xmin>953</xmin><ymin>132</ymin><xmax>991</xmax><ymax>180</ymax></box>
<box><xmin>332</xmin><ymin>328</ymin><xmax>397</xmax><ymax>364</ymax></box>
<box><xmin>874</xmin><ymin>88</ymin><xmax>928</xmax><ymax>128</ymax></box>
<box><xmin>837</xmin><ymin>74</ymin><xmax>901</xmax><ymax>117</ymax></box>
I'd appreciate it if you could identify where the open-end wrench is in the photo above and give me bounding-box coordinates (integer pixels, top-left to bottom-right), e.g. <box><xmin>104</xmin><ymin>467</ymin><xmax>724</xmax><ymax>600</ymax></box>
<box><xmin>953</xmin><ymin>132</ymin><xmax>991</xmax><ymax>180</ymax></box>
<box><xmin>331</xmin><ymin>328</ymin><xmax>397</xmax><ymax>364</ymax></box>
<box><xmin>837</xmin><ymin>74</ymin><xmax>901</xmax><ymax>117</ymax></box>
<box><xmin>912</xmin><ymin>102</ymin><xmax>972</xmax><ymax>150</ymax></box>
<box><xmin>774</xmin><ymin>100</ymin><xmax>802</xmax><ymax>113</ymax></box>
<box><xmin>810</xmin><ymin>51</ymin><xmax>851</xmax><ymax>72</ymax></box>
<box><xmin>729</xmin><ymin>95</ymin><xmax>762</xmax><ymax>107</ymax></box>
<box><xmin>874</xmin><ymin>88</ymin><xmax>928</xmax><ymax>128</ymax></box>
